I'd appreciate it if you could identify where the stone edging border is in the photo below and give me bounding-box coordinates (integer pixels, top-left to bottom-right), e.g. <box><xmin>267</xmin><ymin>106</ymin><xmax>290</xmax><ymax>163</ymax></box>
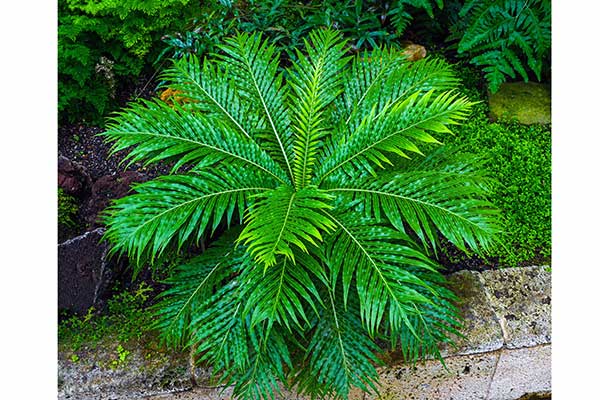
<box><xmin>58</xmin><ymin>265</ymin><xmax>551</xmax><ymax>400</ymax></box>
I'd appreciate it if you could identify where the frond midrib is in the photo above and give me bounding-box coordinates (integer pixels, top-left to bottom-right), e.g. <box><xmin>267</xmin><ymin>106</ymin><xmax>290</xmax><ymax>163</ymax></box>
<box><xmin>326</xmin><ymin>187</ymin><xmax>496</xmax><ymax>235</ymax></box>
<box><xmin>323</xmin><ymin>210</ymin><xmax>412</xmax><ymax>334</ymax></box>
<box><xmin>298</xmin><ymin>60</ymin><xmax>325</xmax><ymax>189</ymax></box>
<box><xmin>122</xmin><ymin>186</ymin><xmax>271</xmax><ymax>244</ymax></box>
<box><xmin>238</xmin><ymin>52</ymin><xmax>295</xmax><ymax>184</ymax></box>
<box><xmin>178</xmin><ymin>64</ymin><xmax>253</xmax><ymax>140</ymax></box>
<box><xmin>109</xmin><ymin>129</ymin><xmax>288</xmax><ymax>184</ymax></box>
<box><xmin>318</xmin><ymin>103</ymin><xmax>462</xmax><ymax>183</ymax></box>
<box><xmin>272</xmin><ymin>192</ymin><xmax>296</xmax><ymax>259</ymax></box>
<box><xmin>169</xmin><ymin>252</ymin><xmax>232</xmax><ymax>330</ymax></box>
<box><xmin>326</xmin><ymin>284</ymin><xmax>353</xmax><ymax>391</ymax></box>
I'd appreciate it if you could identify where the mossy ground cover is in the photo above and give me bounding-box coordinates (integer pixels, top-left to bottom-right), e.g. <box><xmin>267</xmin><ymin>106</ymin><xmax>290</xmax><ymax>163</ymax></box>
<box><xmin>444</xmin><ymin>63</ymin><xmax>551</xmax><ymax>268</ymax></box>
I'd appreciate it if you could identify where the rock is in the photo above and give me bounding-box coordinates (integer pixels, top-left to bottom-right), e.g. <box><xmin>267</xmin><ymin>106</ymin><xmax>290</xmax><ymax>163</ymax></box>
<box><xmin>82</xmin><ymin>171</ymin><xmax>148</xmax><ymax>227</ymax></box>
<box><xmin>488</xmin><ymin>82</ymin><xmax>551</xmax><ymax>125</ymax></box>
<box><xmin>443</xmin><ymin>271</ymin><xmax>505</xmax><ymax>356</ymax></box>
<box><xmin>479</xmin><ymin>266</ymin><xmax>551</xmax><ymax>349</ymax></box>
<box><xmin>58</xmin><ymin>228</ymin><xmax>113</xmax><ymax>314</ymax></box>
<box><xmin>366</xmin><ymin>352</ymin><xmax>500</xmax><ymax>400</ymax></box>
<box><xmin>58</xmin><ymin>155</ymin><xmax>92</xmax><ymax>196</ymax></box>
<box><xmin>58</xmin><ymin>336</ymin><xmax>193</xmax><ymax>400</ymax></box>
<box><xmin>401</xmin><ymin>42</ymin><xmax>427</xmax><ymax>61</ymax></box>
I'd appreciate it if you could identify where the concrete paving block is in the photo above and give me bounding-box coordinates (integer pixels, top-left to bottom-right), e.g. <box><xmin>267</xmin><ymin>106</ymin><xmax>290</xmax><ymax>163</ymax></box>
<box><xmin>443</xmin><ymin>271</ymin><xmax>505</xmax><ymax>356</ymax></box>
<box><xmin>480</xmin><ymin>266</ymin><xmax>551</xmax><ymax>348</ymax></box>
<box><xmin>365</xmin><ymin>352</ymin><xmax>499</xmax><ymax>400</ymax></box>
<box><xmin>146</xmin><ymin>387</ymin><xmax>233</xmax><ymax>400</ymax></box>
<box><xmin>488</xmin><ymin>345</ymin><xmax>551</xmax><ymax>400</ymax></box>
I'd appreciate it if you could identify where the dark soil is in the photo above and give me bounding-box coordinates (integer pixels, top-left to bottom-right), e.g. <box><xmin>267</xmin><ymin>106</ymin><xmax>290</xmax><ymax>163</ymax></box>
<box><xmin>58</xmin><ymin>71</ymin><xmax>170</xmax><ymax>181</ymax></box>
<box><xmin>58</xmin><ymin>124</ymin><xmax>172</xmax><ymax>182</ymax></box>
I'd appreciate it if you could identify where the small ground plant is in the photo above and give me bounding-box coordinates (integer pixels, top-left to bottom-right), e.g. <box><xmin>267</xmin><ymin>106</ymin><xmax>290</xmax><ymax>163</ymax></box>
<box><xmin>102</xmin><ymin>30</ymin><xmax>501</xmax><ymax>399</ymax></box>
<box><xmin>59</xmin><ymin>283</ymin><xmax>154</xmax><ymax>352</ymax></box>
<box><xmin>58</xmin><ymin>188</ymin><xmax>79</xmax><ymax>228</ymax></box>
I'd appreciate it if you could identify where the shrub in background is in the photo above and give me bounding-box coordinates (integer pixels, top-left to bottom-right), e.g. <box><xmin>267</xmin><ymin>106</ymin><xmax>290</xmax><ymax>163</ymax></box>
<box><xmin>156</xmin><ymin>0</ymin><xmax>445</xmax><ymax>64</ymax></box>
<box><xmin>58</xmin><ymin>0</ymin><xmax>201</xmax><ymax>124</ymax></box>
<box><xmin>101</xmin><ymin>30</ymin><xmax>501</xmax><ymax>399</ymax></box>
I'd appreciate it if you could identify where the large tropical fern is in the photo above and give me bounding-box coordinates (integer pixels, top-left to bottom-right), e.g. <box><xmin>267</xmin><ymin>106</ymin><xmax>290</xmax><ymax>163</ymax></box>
<box><xmin>102</xmin><ymin>29</ymin><xmax>501</xmax><ymax>399</ymax></box>
<box><xmin>450</xmin><ymin>0</ymin><xmax>551</xmax><ymax>92</ymax></box>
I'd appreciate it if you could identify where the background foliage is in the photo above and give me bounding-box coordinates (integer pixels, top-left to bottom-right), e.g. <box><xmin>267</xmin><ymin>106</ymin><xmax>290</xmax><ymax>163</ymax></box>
<box><xmin>156</xmin><ymin>0</ymin><xmax>446</xmax><ymax>68</ymax></box>
<box><xmin>58</xmin><ymin>0</ymin><xmax>201</xmax><ymax>124</ymax></box>
<box><xmin>448</xmin><ymin>0</ymin><xmax>551</xmax><ymax>92</ymax></box>
<box><xmin>58</xmin><ymin>1</ymin><xmax>552</xmax><ymax>124</ymax></box>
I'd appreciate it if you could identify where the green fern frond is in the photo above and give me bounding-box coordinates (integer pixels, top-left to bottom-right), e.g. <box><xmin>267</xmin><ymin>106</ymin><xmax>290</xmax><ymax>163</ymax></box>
<box><xmin>219</xmin><ymin>32</ymin><xmax>296</xmax><ymax>182</ymax></box>
<box><xmin>340</xmin><ymin>53</ymin><xmax>459</xmax><ymax>134</ymax></box>
<box><xmin>151</xmin><ymin>228</ymin><xmax>245</xmax><ymax>347</ymax></box>
<box><xmin>238</xmin><ymin>186</ymin><xmax>336</xmax><ymax>267</ymax></box>
<box><xmin>288</xmin><ymin>29</ymin><xmax>350</xmax><ymax>188</ymax></box>
<box><xmin>102</xmin><ymin>100</ymin><xmax>289</xmax><ymax>184</ymax></box>
<box><xmin>324</xmin><ymin>213</ymin><xmax>441</xmax><ymax>337</ymax></box>
<box><xmin>318</xmin><ymin>90</ymin><xmax>473</xmax><ymax>182</ymax></box>
<box><xmin>243</xmin><ymin>256</ymin><xmax>324</xmax><ymax>332</ymax></box>
<box><xmin>453</xmin><ymin>0</ymin><xmax>551</xmax><ymax>91</ymax></box>
<box><xmin>325</xmin><ymin>155</ymin><xmax>502</xmax><ymax>255</ymax></box>
<box><xmin>161</xmin><ymin>55</ymin><xmax>264</xmax><ymax>142</ymax></box>
<box><xmin>102</xmin><ymin>167</ymin><xmax>273</xmax><ymax>268</ymax></box>
<box><xmin>187</xmin><ymin>266</ymin><xmax>294</xmax><ymax>399</ymax></box>
<box><xmin>294</xmin><ymin>284</ymin><xmax>382</xmax><ymax>399</ymax></box>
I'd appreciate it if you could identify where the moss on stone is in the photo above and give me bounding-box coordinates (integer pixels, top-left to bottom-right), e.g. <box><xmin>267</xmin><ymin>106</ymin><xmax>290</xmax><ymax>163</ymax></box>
<box><xmin>488</xmin><ymin>82</ymin><xmax>551</xmax><ymax>125</ymax></box>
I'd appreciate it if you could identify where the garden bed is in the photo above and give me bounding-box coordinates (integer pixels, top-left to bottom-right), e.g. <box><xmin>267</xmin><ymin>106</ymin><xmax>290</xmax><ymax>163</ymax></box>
<box><xmin>58</xmin><ymin>3</ymin><xmax>551</xmax><ymax>398</ymax></box>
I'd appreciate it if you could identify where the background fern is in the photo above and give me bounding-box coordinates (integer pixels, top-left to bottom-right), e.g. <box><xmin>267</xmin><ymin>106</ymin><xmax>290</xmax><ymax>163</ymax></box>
<box><xmin>449</xmin><ymin>0</ymin><xmax>551</xmax><ymax>92</ymax></box>
<box><xmin>58</xmin><ymin>0</ymin><xmax>201</xmax><ymax>124</ymax></box>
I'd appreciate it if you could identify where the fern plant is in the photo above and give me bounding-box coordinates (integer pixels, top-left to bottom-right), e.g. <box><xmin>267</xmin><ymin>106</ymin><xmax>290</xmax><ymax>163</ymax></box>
<box><xmin>102</xmin><ymin>29</ymin><xmax>501</xmax><ymax>399</ymax></box>
<box><xmin>450</xmin><ymin>0</ymin><xmax>551</xmax><ymax>92</ymax></box>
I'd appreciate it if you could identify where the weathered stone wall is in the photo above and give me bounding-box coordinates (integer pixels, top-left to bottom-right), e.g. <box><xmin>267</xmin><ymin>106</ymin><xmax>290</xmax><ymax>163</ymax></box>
<box><xmin>58</xmin><ymin>266</ymin><xmax>551</xmax><ymax>400</ymax></box>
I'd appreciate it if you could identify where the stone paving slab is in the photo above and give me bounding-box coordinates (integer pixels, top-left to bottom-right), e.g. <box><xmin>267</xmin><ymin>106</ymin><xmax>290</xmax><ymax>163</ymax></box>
<box><xmin>443</xmin><ymin>271</ymin><xmax>505</xmax><ymax>356</ymax></box>
<box><xmin>479</xmin><ymin>266</ymin><xmax>551</xmax><ymax>349</ymax></box>
<box><xmin>58</xmin><ymin>266</ymin><xmax>552</xmax><ymax>400</ymax></box>
<box><xmin>488</xmin><ymin>345</ymin><xmax>551</xmax><ymax>400</ymax></box>
<box><xmin>365</xmin><ymin>351</ymin><xmax>500</xmax><ymax>400</ymax></box>
<box><xmin>145</xmin><ymin>387</ymin><xmax>233</xmax><ymax>400</ymax></box>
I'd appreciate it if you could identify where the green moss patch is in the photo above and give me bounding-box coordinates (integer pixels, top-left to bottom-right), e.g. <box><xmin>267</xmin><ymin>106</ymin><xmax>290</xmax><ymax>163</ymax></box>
<box><xmin>443</xmin><ymin>69</ymin><xmax>551</xmax><ymax>267</ymax></box>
